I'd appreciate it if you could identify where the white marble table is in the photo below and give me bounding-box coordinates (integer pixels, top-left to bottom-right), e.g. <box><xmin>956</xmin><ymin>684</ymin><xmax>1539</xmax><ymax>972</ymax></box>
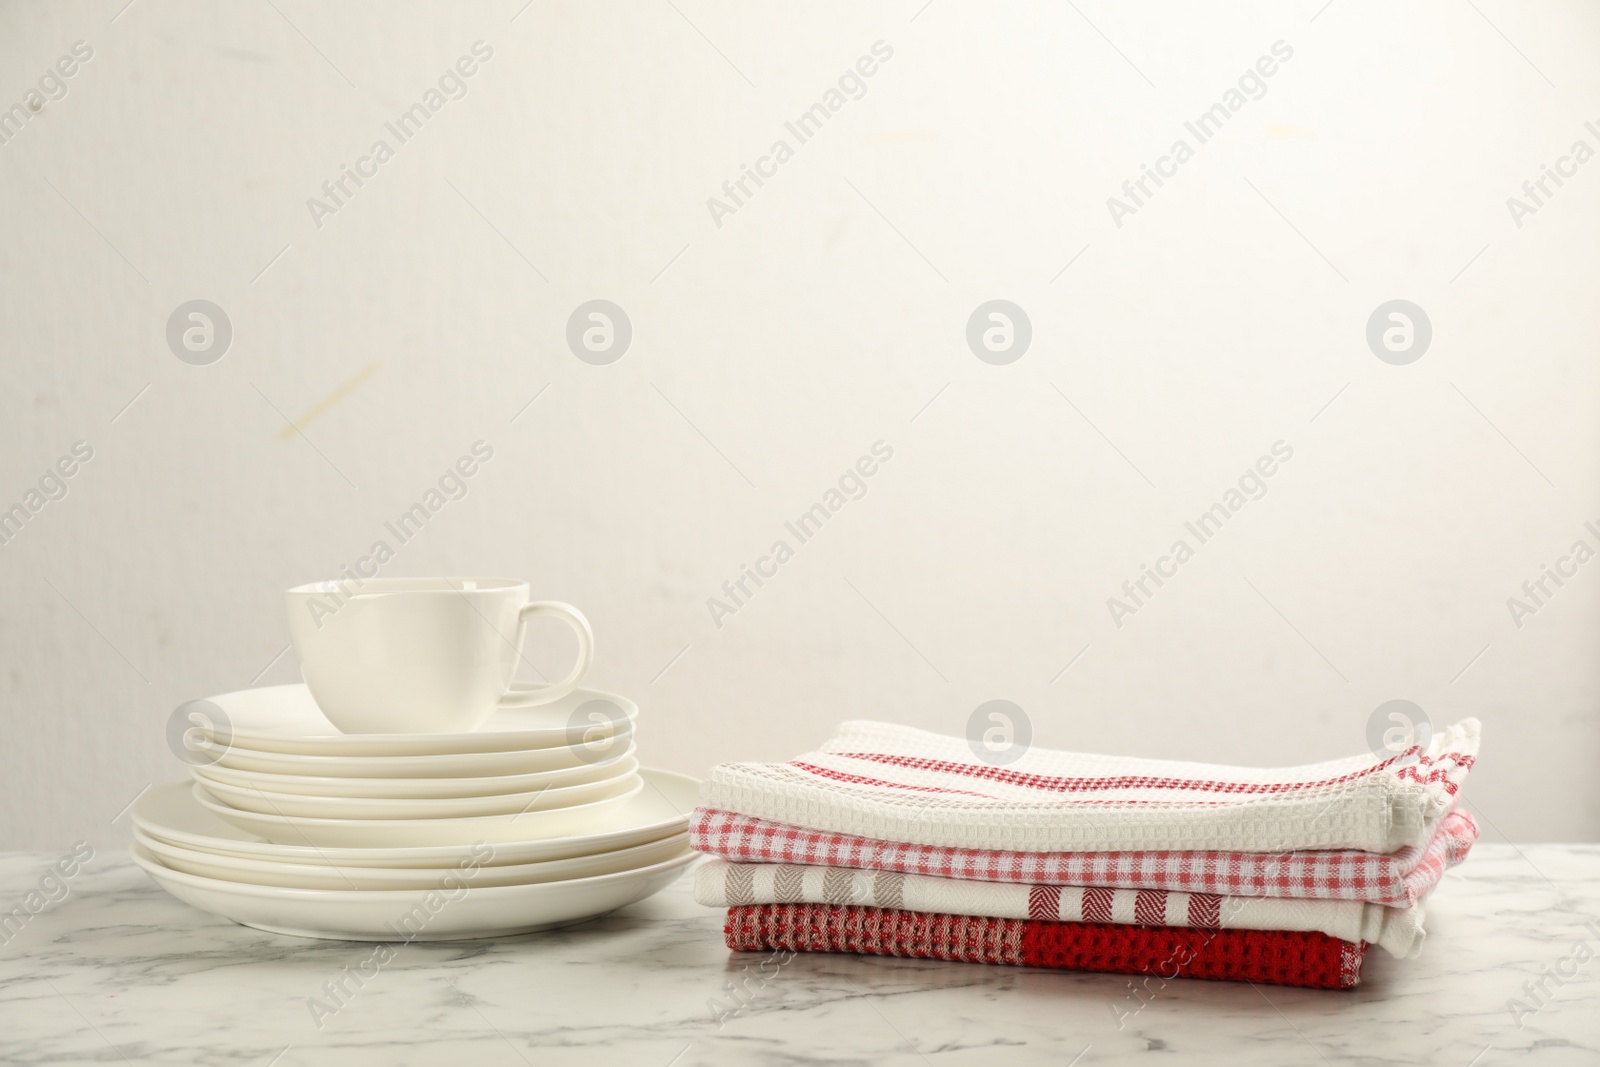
<box><xmin>2</xmin><ymin>845</ymin><xmax>1596</xmax><ymax>1066</ymax></box>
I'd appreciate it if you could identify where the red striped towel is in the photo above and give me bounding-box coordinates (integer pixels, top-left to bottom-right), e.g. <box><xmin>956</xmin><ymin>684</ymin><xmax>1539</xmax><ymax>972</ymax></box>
<box><xmin>726</xmin><ymin>903</ymin><xmax>1368</xmax><ymax>989</ymax></box>
<box><xmin>702</xmin><ymin>719</ymin><xmax>1479</xmax><ymax>854</ymax></box>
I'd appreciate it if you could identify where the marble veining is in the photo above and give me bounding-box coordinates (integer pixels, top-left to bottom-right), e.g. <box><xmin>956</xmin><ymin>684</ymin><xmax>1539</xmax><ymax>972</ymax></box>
<box><xmin>1</xmin><ymin>845</ymin><xmax>1596</xmax><ymax>1066</ymax></box>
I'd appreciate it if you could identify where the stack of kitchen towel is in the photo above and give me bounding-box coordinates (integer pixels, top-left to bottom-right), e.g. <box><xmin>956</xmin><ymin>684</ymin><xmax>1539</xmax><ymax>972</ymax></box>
<box><xmin>690</xmin><ymin>718</ymin><xmax>1481</xmax><ymax>989</ymax></box>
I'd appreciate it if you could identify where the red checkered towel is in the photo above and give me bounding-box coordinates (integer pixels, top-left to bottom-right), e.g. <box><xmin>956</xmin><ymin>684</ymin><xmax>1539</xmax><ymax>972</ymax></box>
<box><xmin>726</xmin><ymin>903</ymin><xmax>1368</xmax><ymax>990</ymax></box>
<box><xmin>692</xmin><ymin>808</ymin><xmax>1478</xmax><ymax>907</ymax></box>
<box><xmin>701</xmin><ymin>719</ymin><xmax>1479</xmax><ymax>854</ymax></box>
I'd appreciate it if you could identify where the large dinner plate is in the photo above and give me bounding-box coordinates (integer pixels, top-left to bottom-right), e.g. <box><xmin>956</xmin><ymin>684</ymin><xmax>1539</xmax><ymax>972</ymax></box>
<box><xmin>134</xmin><ymin>827</ymin><xmax>692</xmax><ymax>890</ymax></box>
<box><xmin>133</xmin><ymin>840</ymin><xmax>698</xmax><ymax>940</ymax></box>
<box><xmin>132</xmin><ymin>769</ymin><xmax>699</xmax><ymax>866</ymax></box>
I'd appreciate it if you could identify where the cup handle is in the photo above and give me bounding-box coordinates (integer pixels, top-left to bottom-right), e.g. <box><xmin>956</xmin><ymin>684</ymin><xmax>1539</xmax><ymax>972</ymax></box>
<box><xmin>496</xmin><ymin>601</ymin><xmax>594</xmax><ymax>708</ymax></box>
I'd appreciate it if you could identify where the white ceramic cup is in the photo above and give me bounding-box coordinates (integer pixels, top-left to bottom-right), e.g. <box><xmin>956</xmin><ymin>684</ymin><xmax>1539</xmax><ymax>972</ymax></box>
<box><xmin>284</xmin><ymin>577</ymin><xmax>594</xmax><ymax>734</ymax></box>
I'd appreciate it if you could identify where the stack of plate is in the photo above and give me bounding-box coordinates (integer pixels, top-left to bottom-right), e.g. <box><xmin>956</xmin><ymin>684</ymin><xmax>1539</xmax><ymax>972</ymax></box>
<box><xmin>133</xmin><ymin>684</ymin><xmax>697</xmax><ymax>940</ymax></box>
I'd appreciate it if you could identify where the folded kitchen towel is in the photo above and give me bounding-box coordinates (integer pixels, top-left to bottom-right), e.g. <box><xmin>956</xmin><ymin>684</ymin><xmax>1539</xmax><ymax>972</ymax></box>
<box><xmin>691</xmin><ymin>807</ymin><xmax>1478</xmax><ymax>907</ymax></box>
<box><xmin>697</xmin><ymin>802</ymin><xmax>1475</xmax><ymax>956</ymax></box>
<box><xmin>701</xmin><ymin>719</ymin><xmax>1479</xmax><ymax>854</ymax></box>
<box><xmin>726</xmin><ymin>903</ymin><xmax>1368</xmax><ymax>989</ymax></box>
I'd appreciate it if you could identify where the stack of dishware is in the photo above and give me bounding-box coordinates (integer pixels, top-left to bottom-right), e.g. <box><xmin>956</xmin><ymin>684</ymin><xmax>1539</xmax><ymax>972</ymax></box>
<box><xmin>132</xmin><ymin>578</ymin><xmax>697</xmax><ymax>940</ymax></box>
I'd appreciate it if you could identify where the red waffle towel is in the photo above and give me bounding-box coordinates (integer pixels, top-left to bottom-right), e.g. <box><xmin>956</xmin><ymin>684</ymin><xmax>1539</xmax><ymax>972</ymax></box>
<box><xmin>726</xmin><ymin>903</ymin><xmax>1368</xmax><ymax>989</ymax></box>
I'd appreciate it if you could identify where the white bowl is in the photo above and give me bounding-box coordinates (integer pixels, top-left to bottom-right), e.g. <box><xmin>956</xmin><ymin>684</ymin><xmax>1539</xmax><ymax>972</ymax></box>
<box><xmin>134</xmin><ymin>827</ymin><xmax>691</xmax><ymax>890</ymax></box>
<box><xmin>133</xmin><ymin>770</ymin><xmax>698</xmax><ymax>866</ymax></box>
<box><xmin>133</xmin><ymin>840</ymin><xmax>698</xmax><ymax>940</ymax></box>
<box><xmin>190</xmin><ymin>744</ymin><xmax>635</xmax><ymax>799</ymax></box>
<box><xmin>193</xmin><ymin>760</ymin><xmax>641</xmax><ymax>820</ymax></box>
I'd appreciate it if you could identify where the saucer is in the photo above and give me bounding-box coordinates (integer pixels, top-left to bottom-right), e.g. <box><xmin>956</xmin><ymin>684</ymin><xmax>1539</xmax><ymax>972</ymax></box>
<box><xmin>194</xmin><ymin>684</ymin><xmax>639</xmax><ymax>756</ymax></box>
<box><xmin>191</xmin><ymin>743</ymin><xmax>635</xmax><ymax>799</ymax></box>
<box><xmin>192</xmin><ymin>776</ymin><xmax>644</xmax><ymax>846</ymax></box>
<box><xmin>210</xmin><ymin>733</ymin><xmax>633</xmax><ymax>779</ymax></box>
<box><xmin>193</xmin><ymin>759</ymin><xmax>640</xmax><ymax>819</ymax></box>
<box><xmin>133</xmin><ymin>840</ymin><xmax>697</xmax><ymax>940</ymax></box>
<box><xmin>133</xmin><ymin>770</ymin><xmax>698</xmax><ymax>865</ymax></box>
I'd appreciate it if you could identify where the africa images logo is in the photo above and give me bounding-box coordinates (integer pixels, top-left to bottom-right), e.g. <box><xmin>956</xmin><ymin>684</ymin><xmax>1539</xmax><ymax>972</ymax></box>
<box><xmin>705</xmin><ymin>41</ymin><xmax>894</xmax><ymax>229</ymax></box>
<box><xmin>1106</xmin><ymin>41</ymin><xmax>1294</xmax><ymax>228</ymax></box>
<box><xmin>305</xmin><ymin>42</ymin><xmax>494</xmax><ymax>229</ymax></box>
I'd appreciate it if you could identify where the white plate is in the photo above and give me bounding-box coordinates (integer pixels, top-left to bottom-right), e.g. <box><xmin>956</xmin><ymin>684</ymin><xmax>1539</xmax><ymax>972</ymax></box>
<box><xmin>190</xmin><ymin>743</ymin><xmax>636</xmax><ymax>799</ymax></box>
<box><xmin>194</xmin><ymin>684</ymin><xmax>640</xmax><ymax>756</ymax></box>
<box><xmin>193</xmin><ymin>776</ymin><xmax>643</xmax><ymax>846</ymax></box>
<box><xmin>210</xmin><ymin>729</ymin><xmax>634</xmax><ymax>779</ymax></box>
<box><xmin>134</xmin><ymin>827</ymin><xmax>692</xmax><ymax>890</ymax></box>
<box><xmin>134</xmin><ymin>770</ymin><xmax>698</xmax><ymax>865</ymax></box>
<box><xmin>193</xmin><ymin>760</ymin><xmax>640</xmax><ymax>820</ymax></box>
<box><xmin>133</xmin><ymin>840</ymin><xmax>698</xmax><ymax>941</ymax></box>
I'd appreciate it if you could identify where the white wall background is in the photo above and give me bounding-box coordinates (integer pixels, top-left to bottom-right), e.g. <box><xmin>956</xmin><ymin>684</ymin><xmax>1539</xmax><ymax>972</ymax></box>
<box><xmin>1</xmin><ymin>0</ymin><xmax>1596</xmax><ymax>851</ymax></box>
